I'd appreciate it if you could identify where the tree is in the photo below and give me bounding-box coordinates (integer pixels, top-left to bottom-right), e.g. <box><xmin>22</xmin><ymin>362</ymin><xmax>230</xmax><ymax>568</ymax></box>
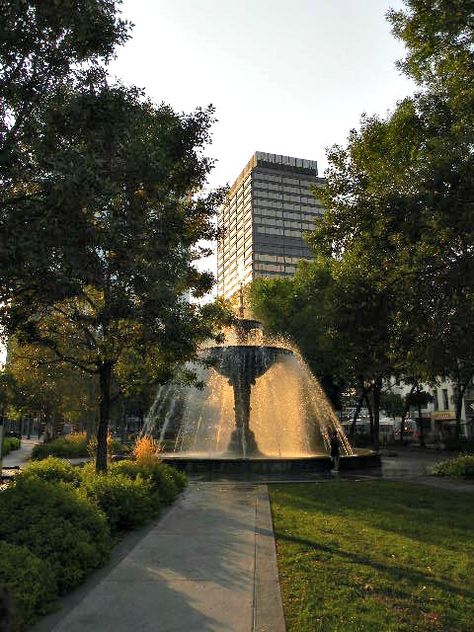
<box><xmin>388</xmin><ymin>0</ymin><xmax>474</xmax><ymax>437</ymax></box>
<box><xmin>248</xmin><ymin>264</ymin><xmax>345</xmax><ymax>410</ymax></box>
<box><xmin>5</xmin><ymin>337</ymin><xmax>99</xmax><ymax>436</ymax></box>
<box><xmin>2</xmin><ymin>83</ymin><xmax>228</xmax><ymax>471</ymax></box>
<box><xmin>405</xmin><ymin>387</ymin><xmax>433</xmax><ymax>448</ymax></box>
<box><xmin>380</xmin><ymin>392</ymin><xmax>405</xmax><ymax>419</ymax></box>
<box><xmin>0</xmin><ymin>0</ymin><xmax>129</xmax><ymax>183</ymax></box>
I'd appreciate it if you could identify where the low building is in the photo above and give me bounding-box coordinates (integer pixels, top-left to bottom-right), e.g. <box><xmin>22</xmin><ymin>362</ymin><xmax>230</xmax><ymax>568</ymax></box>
<box><xmin>389</xmin><ymin>378</ymin><xmax>474</xmax><ymax>440</ymax></box>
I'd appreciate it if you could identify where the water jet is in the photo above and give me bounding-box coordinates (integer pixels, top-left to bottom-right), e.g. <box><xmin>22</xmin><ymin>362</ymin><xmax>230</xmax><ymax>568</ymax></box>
<box><xmin>142</xmin><ymin>318</ymin><xmax>380</xmax><ymax>475</ymax></box>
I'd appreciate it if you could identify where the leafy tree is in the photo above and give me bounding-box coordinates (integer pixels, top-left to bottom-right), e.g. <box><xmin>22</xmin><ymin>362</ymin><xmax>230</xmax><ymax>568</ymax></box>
<box><xmin>0</xmin><ymin>0</ymin><xmax>129</xmax><ymax>186</ymax></box>
<box><xmin>380</xmin><ymin>392</ymin><xmax>405</xmax><ymax>419</ymax></box>
<box><xmin>387</xmin><ymin>0</ymin><xmax>474</xmax><ymax>437</ymax></box>
<box><xmin>5</xmin><ymin>337</ymin><xmax>99</xmax><ymax>436</ymax></box>
<box><xmin>2</xmin><ymin>82</ymin><xmax>227</xmax><ymax>471</ymax></box>
<box><xmin>405</xmin><ymin>387</ymin><xmax>433</xmax><ymax>447</ymax></box>
<box><xmin>249</xmin><ymin>266</ymin><xmax>344</xmax><ymax>409</ymax></box>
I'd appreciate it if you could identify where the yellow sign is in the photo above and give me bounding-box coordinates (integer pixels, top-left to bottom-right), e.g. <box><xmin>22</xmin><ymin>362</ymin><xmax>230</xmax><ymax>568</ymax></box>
<box><xmin>431</xmin><ymin>411</ymin><xmax>456</xmax><ymax>421</ymax></box>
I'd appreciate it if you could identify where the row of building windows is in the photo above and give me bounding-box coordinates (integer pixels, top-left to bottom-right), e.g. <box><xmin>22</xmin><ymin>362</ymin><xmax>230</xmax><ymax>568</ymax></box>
<box><xmin>254</xmin><ymin>253</ymin><xmax>306</xmax><ymax>265</ymax></box>
<box><xmin>253</xmin><ymin>174</ymin><xmax>310</xmax><ymax>187</ymax></box>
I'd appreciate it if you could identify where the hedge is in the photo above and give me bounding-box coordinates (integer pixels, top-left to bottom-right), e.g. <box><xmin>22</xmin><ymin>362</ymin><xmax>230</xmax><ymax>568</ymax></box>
<box><xmin>0</xmin><ymin>542</ymin><xmax>57</xmax><ymax>629</ymax></box>
<box><xmin>79</xmin><ymin>464</ymin><xmax>160</xmax><ymax>531</ymax></box>
<box><xmin>0</xmin><ymin>477</ymin><xmax>112</xmax><ymax>593</ymax></box>
<box><xmin>2</xmin><ymin>436</ymin><xmax>21</xmax><ymax>456</ymax></box>
<box><xmin>1</xmin><ymin>456</ymin><xmax>186</xmax><ymax>628</ymax></box>
<box><xmin>31</xmin><ymin>434</ymin><xmax>129</xmax><ymax>460</ymax></box>
<box><xmin>432</xmin><ymin>453</ymin><xmax>474</xmax><ymax>479</ymax></box>
<box><xmin>111</xmin><ymin>459</ymin><xmax>187</xmax><ymax>504</ymax></box>
<box><xmin>18</xmin><ymin>456</ymin><xmax>82</xmax><ymax>486</ymax></box>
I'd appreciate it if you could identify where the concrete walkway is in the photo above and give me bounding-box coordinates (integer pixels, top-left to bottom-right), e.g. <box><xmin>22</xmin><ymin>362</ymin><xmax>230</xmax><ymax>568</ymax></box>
<box><xmin>34</xmin><ymin>483</ymin><xmax>286</xmax><ymax>632</ymax></box>
<box><xmin>1</xmin><ymin>437</ymin><xmax>38</xmax><ymax>472</ymax></box>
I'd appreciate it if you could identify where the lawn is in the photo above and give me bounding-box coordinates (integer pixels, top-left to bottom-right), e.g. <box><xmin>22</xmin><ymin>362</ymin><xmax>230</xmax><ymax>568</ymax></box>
<box><xmin>270</xmin><ymin>481</ymin><xmax>474</xmax><ymax>632</ymax></box>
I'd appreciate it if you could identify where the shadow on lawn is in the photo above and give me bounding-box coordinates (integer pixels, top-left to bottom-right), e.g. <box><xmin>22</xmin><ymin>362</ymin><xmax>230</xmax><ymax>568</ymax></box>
<box><xmin>275</xmin><ymin>530</ymin><xmax>474</xmax><ymax>601</ymax></box>
<box><xmin>271</xmin><ymin>481</ymin><xmax>474</xmax><ymax>549</ymax></box>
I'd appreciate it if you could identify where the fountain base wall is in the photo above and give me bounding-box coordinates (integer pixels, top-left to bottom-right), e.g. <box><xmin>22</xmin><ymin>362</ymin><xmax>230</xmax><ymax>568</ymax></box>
<box><xmin>162</xmin><ymin>450</ymin><xmax>381</xmax><ymax>476</ymax></box>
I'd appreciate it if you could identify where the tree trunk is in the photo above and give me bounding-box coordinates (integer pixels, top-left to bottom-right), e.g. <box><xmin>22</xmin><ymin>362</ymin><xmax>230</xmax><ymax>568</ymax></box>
<box><xmin>418</xmin><ymin>400</ymin><xmax>425</xmax><ymax>447</ymax></box>
<box><xmin>364</xmin><ymin>391</ymin><xmax>374</xmax><ymax>443</ymax></box>
<box><xmin>454</xmin><ymin>380</ymin><xmax>468</xmax><ymax>440</ymax></box>
<box><xmin>372</xmin><ymin>380</ymin><xmax>381</xmax><ymax>451</ymax></box>
<box><xmin>351</xmin><ymin>390</ymin><xmax>364</xmax><ymax>439</ymax></box>
<box><xmin>400</xmin><ymin>384</ymin><xmax>416</xmax><ymax>446</ymax></box>
<box><xmin>96</xmin><ymin>362</ymin><xmax>112</xmax><ymax>473</ymax></box>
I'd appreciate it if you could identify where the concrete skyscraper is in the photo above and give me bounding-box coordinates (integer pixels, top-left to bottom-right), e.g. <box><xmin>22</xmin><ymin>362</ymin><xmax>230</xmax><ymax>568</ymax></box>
<box><xmin>217</xmin><ymin>151</ymin><xmax>324</xmax><ymax>300</ymax></box>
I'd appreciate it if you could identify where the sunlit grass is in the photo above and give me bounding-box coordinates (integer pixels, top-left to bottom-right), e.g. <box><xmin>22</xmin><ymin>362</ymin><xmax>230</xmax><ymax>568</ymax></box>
<box><xmin>270</xmin><ymin>481</ymin><xmax>474</xmax><ymax>632</ymax></box>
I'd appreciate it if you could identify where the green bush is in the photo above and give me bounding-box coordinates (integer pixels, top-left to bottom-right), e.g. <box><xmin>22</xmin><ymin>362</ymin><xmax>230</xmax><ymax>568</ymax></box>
<box><xmin>432</xmin><ymin>453</ymin><xmax>474</xmax><ymax>479</ymax></box>
<box><xmin>79</xmin><ymin>464</ymin><xmax>159</xmax><ymax>531</ymax></box>
<box><xmin>31</xmin><ymin>434</ymin><xmax>130</xmax><ymax>460</ymax></box>
<box><xmin>18</xmin><ymin>456</ymin><xmax>81</xmax><ymax>485</ymax></box>
<box><xmin>0</xmin><ymin>477</ymin><xmax>112</xmax><ymax>593</ymax></box>
<box><xmin>2</xmin><ymin>436</ymin><xmax>21</xmax><ymax>456</ymax></box>
<box><xmin>31</xmin><ymin>435</ymin><xmax>89</xmax><ymax>460</ymax></box>
<box><xmin>0</xmin><ymin>542</ymin><xmax>57</xmax><ymax>629</ymax></box>
<box><xmin>112</xmin><ymin>459</ymin><xmax>187</xmax><ymax>504</ymax></box>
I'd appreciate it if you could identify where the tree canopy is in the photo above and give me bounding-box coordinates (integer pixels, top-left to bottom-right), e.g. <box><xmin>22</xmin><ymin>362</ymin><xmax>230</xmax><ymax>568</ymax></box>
<box><xmin>250</xmin><ymin>0</ymin><xmax>474</xmax><ymax>444</ymax></box>
<box><xmin>0</xmin><ymin>2</ymin><xmax>230</xmax><ymax>470</ymax></box>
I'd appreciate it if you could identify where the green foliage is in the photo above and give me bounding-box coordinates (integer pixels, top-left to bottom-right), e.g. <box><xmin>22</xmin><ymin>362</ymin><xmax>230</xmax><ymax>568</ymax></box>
<box><xmin>18</xmin><ymin>456</ymin><xmax>81</xmax><ymax>485</ymax></box>
<box><xmin>31</xmin><ymin>434</ymin><xmax>89</xmax><ymax>459</ymax></box>
<box><xmin>0</xmin><ymin>477</ymin><xmax>112</xmax><ymax>593</ymax></box>
<box><xmin>0</xmin><ymin>542</ymin><xmax>57</xmax><ymax>629</ymax></box>
<box><xmin>432</xmin><ymin>453</ymin><xmax>474</xmax><ymax>478</ymax></box>
<box><xmin>112</xmin><ymin>459</ymin><xmax>187</xmax><ymax>504</ymax></box>
<box><xmin>31</xmin><ymin>434</ymin><xmax>129</xmax><ymax>460</ymax></box>
<box><xmin>2</xmin><ymin>436</ymin><xmax>20</xmax><ymax>456</ymax></box>
<box><xmin>380</xmin><ymin>392</ymin><xmax>405</xmax><ymax>418</ymax></box>
<box><xmin>79</xmin><ymin>464</ymin><xmax>160</xmax><ymax>531</ymax></box>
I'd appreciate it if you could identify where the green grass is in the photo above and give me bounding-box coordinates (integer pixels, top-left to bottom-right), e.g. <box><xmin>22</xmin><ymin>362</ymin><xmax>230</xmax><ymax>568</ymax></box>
<box><xmin>270</xmin><ymin>481</ymin><xmax>474</xmax><ymax>632</ymax></box>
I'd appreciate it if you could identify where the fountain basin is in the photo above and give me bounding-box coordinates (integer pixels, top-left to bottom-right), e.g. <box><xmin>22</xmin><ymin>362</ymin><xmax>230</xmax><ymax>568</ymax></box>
<box><xmin>162</xmin><ymin>449</ymin><xmax>381</xmax><ymax>476</ymax></box>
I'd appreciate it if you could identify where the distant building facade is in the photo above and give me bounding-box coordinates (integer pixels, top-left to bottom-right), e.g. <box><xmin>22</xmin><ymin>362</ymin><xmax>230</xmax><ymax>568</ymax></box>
<box><xmin>389</xmin><ymin>378</ymin><xmax>474</xmax><ymax>439</ymax></box>
<box><xmin>217</xmin><ymin>152</ymin><xmax>324</xmax><ymax>300</ymax></box>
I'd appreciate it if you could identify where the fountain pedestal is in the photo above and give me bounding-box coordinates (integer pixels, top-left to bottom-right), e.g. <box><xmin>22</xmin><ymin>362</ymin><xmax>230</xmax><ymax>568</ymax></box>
<box><xmin>206</xmin><ymin>344</ymin><xmax>292</xmax><ymax>456</ymax></box>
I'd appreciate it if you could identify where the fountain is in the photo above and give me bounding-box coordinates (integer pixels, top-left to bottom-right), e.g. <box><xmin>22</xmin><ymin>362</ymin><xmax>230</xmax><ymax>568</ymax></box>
<box><xmin>141</xmin><ymin>299</ymin><xmax>380</xmax><ymax>475</ymax></box>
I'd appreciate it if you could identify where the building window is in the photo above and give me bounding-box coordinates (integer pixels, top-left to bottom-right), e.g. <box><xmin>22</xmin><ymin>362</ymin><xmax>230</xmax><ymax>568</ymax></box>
<box><xmin>432</xmin><ymin>390</ymin><xmax>439</xmax><ymax>411</ymax></box>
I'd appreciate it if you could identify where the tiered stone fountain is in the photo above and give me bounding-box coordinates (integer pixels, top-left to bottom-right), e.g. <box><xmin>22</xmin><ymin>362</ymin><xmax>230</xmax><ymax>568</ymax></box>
<box><xmin>141</xmin><ymin>312</ymin><xmax>379</xmax><ymax>475</ymax></box>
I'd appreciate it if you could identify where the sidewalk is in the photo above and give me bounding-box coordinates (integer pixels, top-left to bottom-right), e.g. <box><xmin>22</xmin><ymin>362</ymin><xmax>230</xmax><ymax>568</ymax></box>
<box><xmin>2</xmin><ymin>436</ymin><xmax>38</xmax><ymax>471</ymax></box>
<box><xmin>34</xmin><ymin>483</ymin><xmax>286</xmax><ymax>632</ymax></box>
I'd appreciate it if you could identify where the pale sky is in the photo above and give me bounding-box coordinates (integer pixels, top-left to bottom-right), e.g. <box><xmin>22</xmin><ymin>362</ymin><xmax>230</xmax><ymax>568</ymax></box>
<box><xmin>109</xmin><ymin>0</ymin><xmax>415</xmax><ymax>280</ymax></box>
<box><xmin>110</xmin><ymin>0</ymin><xmax>414</xmax><ymax>189</ymax></box>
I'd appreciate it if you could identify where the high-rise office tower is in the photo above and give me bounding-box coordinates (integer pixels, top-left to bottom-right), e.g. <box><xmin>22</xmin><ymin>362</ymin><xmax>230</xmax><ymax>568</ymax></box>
<box><xmin>217</xmin><ymin>152</ymin><xmax>324</xmax><ymax>300</ymax></box>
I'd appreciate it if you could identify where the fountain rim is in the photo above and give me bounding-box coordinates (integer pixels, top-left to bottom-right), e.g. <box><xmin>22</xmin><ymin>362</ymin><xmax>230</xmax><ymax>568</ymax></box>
<box><xmin>203</xmin><ymin>345</ymin><xmax>294</xmax><ymax>353</ymax></box>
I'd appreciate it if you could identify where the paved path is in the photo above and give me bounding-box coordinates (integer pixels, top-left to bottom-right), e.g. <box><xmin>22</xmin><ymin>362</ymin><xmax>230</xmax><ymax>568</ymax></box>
<box><xmin>34</xmin><ymin>483</ymin><xmax>286</xmax><ymax>632</ymax></box>
<box><xmin>1</xmin><ymin>437</ymin><xmax>38</xmax><ymax>471</ymax></box>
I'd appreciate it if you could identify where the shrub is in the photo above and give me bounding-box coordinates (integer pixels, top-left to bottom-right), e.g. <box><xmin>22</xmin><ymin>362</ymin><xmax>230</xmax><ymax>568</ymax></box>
<box><xmin>0</xmin><ymin>477</ymin><xmax>112</xmax><ymax>593</ymax></box>
<box><xmin>31</xmin><ymin>433</ymin><xmax>88</xmax><ymax>460</ymax></box>
<box><xmin>112</xmin><ymin>459</ymin><xmax>186</xmax><ymax>505</ymax></box>
<box><xmin>18</xmin><ymin>457</ymin><xmax>81</xmax><ymax>486</ymax></box>
<box><xmin>2</xmin><ymin>436</ymin><xmax>21</xmax><ymax>456</ymax></box>
<box><xmin>31</xmin><ymin>433</ymin><xmax>129</xmax><ymax>461</ymax></box>
<box><xmin>133</xmin><ymin>435</ymin><xmax>161</xmax><ymax>466</ymax></box>
<box><xmin>432</xmin><ymin>453</ymin><xmax>474</xmax><ymax>479</ymax></box>
<box><xmin>0</xmin><ymin>542</ymin><xmax>57</xmax><ymax>629</ymax></box>
<box><xmin>79</xmin><ymin>464</ymin><xmax>159</xmax><ymax>531</ymax></box>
